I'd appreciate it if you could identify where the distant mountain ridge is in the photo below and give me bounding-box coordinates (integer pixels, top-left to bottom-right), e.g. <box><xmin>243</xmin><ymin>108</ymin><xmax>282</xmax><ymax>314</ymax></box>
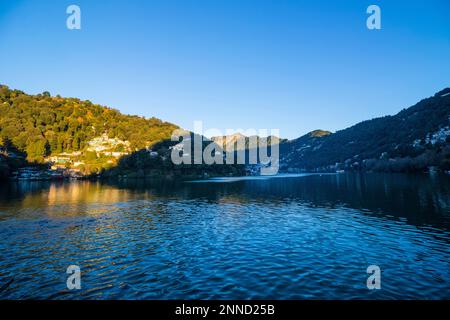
<box><xmin>279</xmin><ymin>88</ymin><xmax>450</xmax><ymax>173</ymax></box>
<box><xmin>1</xmin><ymin>85</ymin><xmax>449</xmax><ymax>178</ymax></box>
<box><xmin>211</xmin><ymin>133</ymin><xmax>284</xmax><ymax>151</ymax></box>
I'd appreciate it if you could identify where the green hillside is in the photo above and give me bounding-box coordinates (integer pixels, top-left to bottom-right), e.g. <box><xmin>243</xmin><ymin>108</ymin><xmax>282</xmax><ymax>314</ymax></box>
<box><xmin>0</xmin><ymin>85</ymin><xmax>178</xmax><ymax>157</ymax></box>
<box><xmin>0</xmin><ymin>85</ymin><xmax>178</xmax><ymax>175</ymax></box>
<box><xmin>2</xmin><ymin>85</ymin><xmax>449</xmax><ymax>178</ymax></box>
<box><xmin>0</xmin><ymin>85</ymin><xmax>244</xmax><ymax>178</ymax></box>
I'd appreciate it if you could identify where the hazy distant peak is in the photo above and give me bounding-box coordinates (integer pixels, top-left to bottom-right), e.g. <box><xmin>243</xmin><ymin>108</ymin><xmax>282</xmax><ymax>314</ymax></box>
<box><xmin>211</xmin><ymin>133</ymin><xmax>245</xmax><ymax>143</ymax></box>
<box><xmin>308</xmin><ymin>130</ymin><xmax>332</xmax><ymax>138</ymax></box>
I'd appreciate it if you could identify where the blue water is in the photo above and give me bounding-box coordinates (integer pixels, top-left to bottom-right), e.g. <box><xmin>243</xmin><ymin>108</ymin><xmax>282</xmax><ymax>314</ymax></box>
<box><xmin>0</xmin><ymin>173</ymin><xmax>449</xmax><ymax>299</ymax></box>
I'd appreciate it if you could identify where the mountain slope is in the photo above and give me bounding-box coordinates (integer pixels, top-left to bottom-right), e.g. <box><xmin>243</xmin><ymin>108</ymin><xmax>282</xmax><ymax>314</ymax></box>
<box><xmin>280</xmin><ymin>88</ymin><xmax>450</xmax><ymax>172</ymax></box>
<box><xmin>0</xmin><ymin>85</ymin><xmax>245</xmax><ymax>178</ymax></box>
<box><xmin>0</xmin><ymin>85</ymin><xmax>178</xmax><ymax>159</ymax></box>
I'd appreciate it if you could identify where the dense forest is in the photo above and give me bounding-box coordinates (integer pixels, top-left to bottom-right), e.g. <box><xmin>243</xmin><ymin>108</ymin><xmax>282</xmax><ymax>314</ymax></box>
<box><xmin>0</xmin><ymin>85</ymin><xmax>243</xmax><ymax>178</ymax></box>
<box><xmin>279</xmin><ymin>88</ymin><xmax>450</xmax><ymax>173</ymax></box>
<box><xmin>1</xmin><ymin>85</ymin><xmax>449</xmax><ymax>179</ymax></box>
<box><xmin>0</xmin><ymin>85</ymin><xmax>178</xmax><ymax>158</ymax></box>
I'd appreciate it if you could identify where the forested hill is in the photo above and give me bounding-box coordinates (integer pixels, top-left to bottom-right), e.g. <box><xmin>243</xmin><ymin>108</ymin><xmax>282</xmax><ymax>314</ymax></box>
<box><xmin>1</xmin><ymin>84</ymin><xmax>449</xmax><ymax>178</ymax></box>
<box><xmin>0</xmin><ymin>85</ymin><xmax>178</xmax><ymax>156</ymax></box>
<box><xmin>0</xmin><ymin>85</ymin><xmax>178</xmax><ymax>174</ymax></box>
<box><xmin>0</xmin><ymin>85</ymin><xmax>245</xmax><ymax>179</ymax></box>
<box><xmin>280</xmin><ymin>88</ymin><xmax>450</xmax><ymax>172</ymax></box>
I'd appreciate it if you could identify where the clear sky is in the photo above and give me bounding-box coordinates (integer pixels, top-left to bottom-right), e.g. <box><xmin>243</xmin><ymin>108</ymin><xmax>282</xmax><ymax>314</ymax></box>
<box><xmin>1</xmin><ymin>0</ymin><xmax>449</xmax><ymax>139</ymax></box>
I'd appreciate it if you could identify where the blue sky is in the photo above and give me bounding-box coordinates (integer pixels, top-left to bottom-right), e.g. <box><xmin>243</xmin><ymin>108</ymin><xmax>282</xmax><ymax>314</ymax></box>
<box><xmin>0</xmin><ymin>0</ymin><xmax>449</xmax><ymax>139</ymax></box>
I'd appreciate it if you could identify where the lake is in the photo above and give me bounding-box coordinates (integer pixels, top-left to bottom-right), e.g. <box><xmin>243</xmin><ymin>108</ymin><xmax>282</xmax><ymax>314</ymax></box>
<box><xmin>0</xmin><ymin>173</ymin><xmax>449</xmax><ymax>299</ymax></box>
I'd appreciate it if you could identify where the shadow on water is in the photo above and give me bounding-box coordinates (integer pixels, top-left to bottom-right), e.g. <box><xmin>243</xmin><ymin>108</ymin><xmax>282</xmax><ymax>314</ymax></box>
<box><xmin>1</xmin><ymin>173</ymin><xmax>449</xmax><ymax>232</ymax></box>
<box><xmin>106</xmin><ymin>172</ymin><xmax>450</xmax><ymax>232</ymax></box>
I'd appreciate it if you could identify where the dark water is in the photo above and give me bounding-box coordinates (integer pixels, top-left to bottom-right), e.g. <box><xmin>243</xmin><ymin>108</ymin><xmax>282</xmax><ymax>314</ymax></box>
<box><xmin>0</xmin><ymin>173</ymin><xmax>449</xmax><ymax>300</ymax></box>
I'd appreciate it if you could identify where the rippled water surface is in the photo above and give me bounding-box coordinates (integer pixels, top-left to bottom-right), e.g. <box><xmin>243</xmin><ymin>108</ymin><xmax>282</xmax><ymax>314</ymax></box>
<box><xmin>0</xmin><ymin>173</ymin><xmax>449</xmax><ymax>299</ymax></box>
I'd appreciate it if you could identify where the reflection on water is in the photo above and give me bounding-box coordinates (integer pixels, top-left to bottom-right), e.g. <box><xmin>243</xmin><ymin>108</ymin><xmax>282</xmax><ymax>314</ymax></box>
<box><xmin>0</xmin><ymin>173</ymin><xmax>449</xmax><ymax>299</ymax></box>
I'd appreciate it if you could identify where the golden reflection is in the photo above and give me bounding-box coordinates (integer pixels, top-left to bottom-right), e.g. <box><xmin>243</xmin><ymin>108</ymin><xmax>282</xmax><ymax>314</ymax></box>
<box><xmin>17</xmin><ymin>182</ymin><xmax>141</xmax><ymax>217</ymax></box>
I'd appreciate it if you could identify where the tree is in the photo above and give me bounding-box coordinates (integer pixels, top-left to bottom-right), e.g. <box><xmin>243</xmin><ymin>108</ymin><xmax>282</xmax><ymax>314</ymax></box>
<box><xmin>26</xmin><ymin>139</ymin><xmax>49</xmax><ymax>162</ymax></box>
